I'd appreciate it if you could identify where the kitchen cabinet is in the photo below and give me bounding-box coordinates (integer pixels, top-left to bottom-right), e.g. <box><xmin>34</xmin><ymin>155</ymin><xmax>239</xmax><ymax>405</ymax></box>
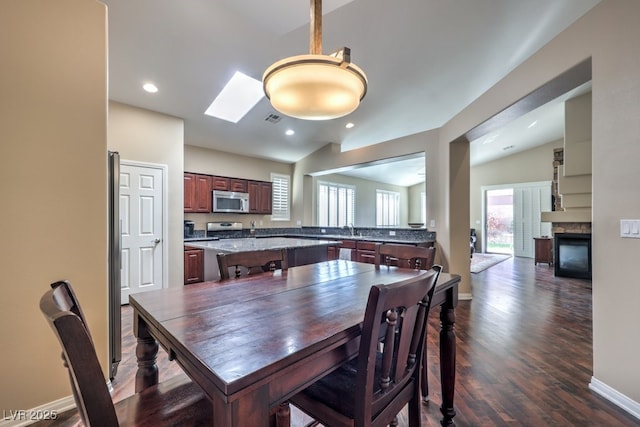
<box><xmin>230</xmin><ymin>178</ymin><xmax>248</xmax><ymax>192</ymax></box>
<box><xmin>332</xmin><ymin>239</ymin><xmax>427</xmax><ymax>265</ymax></box>
<box><xmin>212</xmin><ymin>176</ymin><xmax>248</xmax><ymax>192</ymax></box>
<box><xmin>211</xmin><ymin>176</ymin><xmax>229</xmax><ymax>191</ymax></box>
<box><xmin>329</xmin><ymin>239</ymin><xmax>355</xmax><ymax>260</ymax></box>
<box><xmin>184</xmin><ymin>173</ymin><xmax>211</xmax><ymax>213</ymax></box>
<box><xmin>187</xmin><ymin>173</ymin><xmax>272</xmax><ymax>214</ymax></box>
<box><xmin>184</xmin><ymin>246</ymin><xmax>204</xmax><ymax>284</ymax></box>
<box><xmin>248</xmin><ymin>180</ymin><xmax>272</xmax><ymax>214</ymax></box>
<box><xmin>184</xmin><ymin>174</ymin><xmax>196</xmax><ymax>212</ymax></box>
<box><xmin>534</xmin><ymin>237</ymin><xmax>553</xmax><ymax>266</ymax></box>
<box><xmin>356</xmin><ymin>240</ymin><xmax>377</xmax><ymax>264</ymax></box>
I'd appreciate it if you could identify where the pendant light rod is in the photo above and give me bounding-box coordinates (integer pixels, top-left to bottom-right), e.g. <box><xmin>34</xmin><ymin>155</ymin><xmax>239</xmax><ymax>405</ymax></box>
<box><xmin>263</xmin><ymin>0</ymin><xmax>367</xmax><ymax>120</ymax></box>
<box><xmin>310</xmin><ymin>0</ymin><xmax>322</xmax><ymax>55</ymax></box>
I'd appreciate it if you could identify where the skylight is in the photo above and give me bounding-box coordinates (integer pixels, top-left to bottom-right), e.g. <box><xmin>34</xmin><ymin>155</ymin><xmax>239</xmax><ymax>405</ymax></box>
<box><xmin>204</xmin><ymin>71</ymin><xmax>264</xmax><ymax>123</ymax></box>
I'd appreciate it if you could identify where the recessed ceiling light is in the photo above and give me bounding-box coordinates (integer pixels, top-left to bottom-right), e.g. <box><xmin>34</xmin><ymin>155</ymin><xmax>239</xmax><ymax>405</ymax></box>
<box><xmin>143</xmin><ymin>83</ymin><xmax>158</xmax><ymax>93</ymax></box>
<box><xmin>528</xmin><ymin>120</ymin><xmax>538</xmax><ymax>128</ymax></box>
<box><xmin>204</xmin><ymin>71</ymin><xmax>264</xmax><ymax>123</ymax></box>
<box><xmin>285</xmin><ymin>129</ymin><xmax>295</xmax><ymax>136</ymax></box>
<box><xmin>345</xmin><ymin>122</ymin><xmax>355</xmax><ymax>129</ymax></box>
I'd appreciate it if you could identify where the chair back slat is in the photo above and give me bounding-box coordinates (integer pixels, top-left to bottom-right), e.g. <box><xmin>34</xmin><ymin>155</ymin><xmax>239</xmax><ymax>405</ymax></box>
<box><xmin>40</xmin><ymin>281</ymin><xmax>119</xmax><ymax>426</ymax></box>
<box><xmin>354</xmin><ymin>267</ymin><xmax>439</xmax><ymax>425</ymax></box>
<box><xmin>375</xmin><ymin>244</ymin><xmax>436</xmax><ymax>271</ymax></box>
<box><xmin>408</xmin><ymin>265</ymin><xmax>441</xmax><ymax>366</ymax></box>
<box><xmin>217</xmin><ymin>248</ymin><xmax>288</xmax><ymax>279</ymax></box>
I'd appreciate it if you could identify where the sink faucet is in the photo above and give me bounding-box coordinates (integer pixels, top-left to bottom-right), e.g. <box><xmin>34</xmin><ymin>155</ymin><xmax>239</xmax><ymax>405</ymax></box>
<box><xmin>348</xmin><ymin>223</ymin><xmax>355</xmax><ymax>237</ymax></box>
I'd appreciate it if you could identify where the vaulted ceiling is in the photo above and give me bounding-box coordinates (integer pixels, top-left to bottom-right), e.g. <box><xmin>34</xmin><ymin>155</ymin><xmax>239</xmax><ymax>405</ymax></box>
<box><xmin>103</xmin><ymin>0</ymin><xmax>600</xmax><ymax>183</ymax></box>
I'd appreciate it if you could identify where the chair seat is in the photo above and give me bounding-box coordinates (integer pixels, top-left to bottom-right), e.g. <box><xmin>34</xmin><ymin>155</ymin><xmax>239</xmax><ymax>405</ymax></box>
<box><xmin>116</xmin><ymin>374</ymin><xmax>212</xmax><ymax>426</ymax></box>
<box><xmin>43</xmin><ymin>374</ymin><xmax>211</xmax><ymax>426</ymax></box>
<box><xmin>293</xmin><ymin>354</ymin><xmax>385</xmax><ymax>420</ymax></box>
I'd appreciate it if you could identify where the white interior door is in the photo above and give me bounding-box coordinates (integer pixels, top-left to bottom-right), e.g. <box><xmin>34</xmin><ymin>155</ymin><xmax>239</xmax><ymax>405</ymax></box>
<box><xmin>514</xmin><ymin>183</ymin><xmax>552</xmax><ymax>258</ymax></box>
<box><xmin>120</xmin><ymin>162</ymin><xmax>165</xmax><ymax>303</ymax></box>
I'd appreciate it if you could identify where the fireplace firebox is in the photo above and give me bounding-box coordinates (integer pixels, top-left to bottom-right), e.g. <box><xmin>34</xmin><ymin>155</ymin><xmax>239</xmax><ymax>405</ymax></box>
<box><xmin>554</xmin><ymin>233</ymin><xmax>592</xmax><ymax>279</ymax></box>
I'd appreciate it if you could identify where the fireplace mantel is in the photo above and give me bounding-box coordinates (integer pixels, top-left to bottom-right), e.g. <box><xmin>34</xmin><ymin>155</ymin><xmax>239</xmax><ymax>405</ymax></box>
<box><xmin>551</xmin><ymin>222</ymin><xmax>591</xmax><ymax>235</ymax></box>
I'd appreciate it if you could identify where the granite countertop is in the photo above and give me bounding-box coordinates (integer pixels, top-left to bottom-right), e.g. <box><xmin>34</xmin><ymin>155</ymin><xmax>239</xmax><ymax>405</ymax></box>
<box><xmin>185</xmin><ymin>237</ymin><xmax>341</xmax><ymax>253</ymax></box>
<box><xmin>184</xmin><ymin>237</ymin><xmax>220</xmax><ymax>242</ymax></box>
<box><xmin>271</xmin><ymin>233</ymin><xmax>432</xmax><ymax>245</ymax></box>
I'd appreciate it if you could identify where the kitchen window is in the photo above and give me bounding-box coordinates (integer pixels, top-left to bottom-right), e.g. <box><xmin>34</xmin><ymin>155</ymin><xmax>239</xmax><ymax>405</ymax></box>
<box><xmin>376</xmin><ymin>190</ymin><xmax>400</xmax><ymax>227</ymax></box>
<box><xmin>271</xmin><ymin>173</ymin><xmax>290</xmax><ymax>221</ymax></box>
<box><xmin>317</xmin><ymin>181</ymin><xmax>355</xmax><ymax>227</ymax></box>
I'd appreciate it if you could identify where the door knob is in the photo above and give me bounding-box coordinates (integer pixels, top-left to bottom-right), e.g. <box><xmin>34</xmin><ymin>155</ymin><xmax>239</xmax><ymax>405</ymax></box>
<box><xmin>152</xmin><ymin>238</ymin><xmax>161</xmax><ymax>244</ymax></box>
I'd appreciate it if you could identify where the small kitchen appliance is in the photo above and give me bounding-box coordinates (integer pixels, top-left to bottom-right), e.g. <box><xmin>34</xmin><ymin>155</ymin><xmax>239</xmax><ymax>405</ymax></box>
<box><xmin>212</xmin><ymin>190</ymin><xmax>250</xmax><ymax>213</ymax></box>
<box><xmin>184</xmin><ymin>220</ymin><xmax>195</xmax><ymax>238</ymax></box>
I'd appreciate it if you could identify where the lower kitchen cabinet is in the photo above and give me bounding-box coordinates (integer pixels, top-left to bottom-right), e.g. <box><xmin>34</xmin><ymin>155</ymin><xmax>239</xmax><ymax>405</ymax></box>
<box><xmin>331</xmin><ymin>239</ymin><xmax>430</xmax><ymax>265</ymax></box>
<box><xmin>356</xmin><ymin>240</ymin><xmax>377</xmax><ymax>264</ymax></box>
<box><xmin>184</xmin><ymin>246</ymin><xmax>204</xmax><ymax>284</ymax></box>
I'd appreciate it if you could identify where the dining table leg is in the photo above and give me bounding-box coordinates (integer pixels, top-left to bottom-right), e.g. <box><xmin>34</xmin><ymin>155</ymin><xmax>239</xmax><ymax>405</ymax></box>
<box><xmin>212</xmin><ymin>383</ymin><xmax>273</xmax><ymax>427</ymax></box>
<box><xmin>133</xmin><ymin>313</ymin><xmax>159</xmax><ymax>392</ymax></box>
<box><xmin>272</xmin><ymin>402</ymin><xmax>291</xmax><ymax>427</ymax></box>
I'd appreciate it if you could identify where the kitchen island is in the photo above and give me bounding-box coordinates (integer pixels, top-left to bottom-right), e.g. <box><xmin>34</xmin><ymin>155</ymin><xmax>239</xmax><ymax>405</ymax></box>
<box><xmin>186</xmin><ymin>237</ymin><xmax>341</xmax><ymax>281</ymax></box>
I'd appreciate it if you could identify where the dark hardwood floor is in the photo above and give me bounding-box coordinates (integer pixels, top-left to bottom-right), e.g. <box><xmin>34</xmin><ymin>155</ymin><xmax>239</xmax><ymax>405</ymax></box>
<box><xmin>414</xmin><ymin>256</ymin><xmax>639</xmax><ymax>426</ymax></box>
<box><xmin>37</xmin><ymin>256</ymin><xmax>639</xmax><ymax>426</ymax></box>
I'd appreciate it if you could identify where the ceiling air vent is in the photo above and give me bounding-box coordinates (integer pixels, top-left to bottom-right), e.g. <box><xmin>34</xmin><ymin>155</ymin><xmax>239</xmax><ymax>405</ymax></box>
<box><xmin>264</xmin><ymin>113</ymin><xmax>282</xmax><ymax>124</ymax></box>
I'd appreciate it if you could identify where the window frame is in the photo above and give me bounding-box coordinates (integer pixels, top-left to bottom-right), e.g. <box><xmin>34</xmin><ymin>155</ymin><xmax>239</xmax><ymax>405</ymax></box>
<box><xmin>376</xmin><ymin>189</ymin><xmax>400</xmax><ymax>227</ymax></box>
<box><xmin>270</xmin><ymin>173</ymin><xmax>290</xmax><ymax>221</ymax></box>
<box><xmin>317</xmin><ymin>181</ymin><xmax>356</xmax><ymax>227</ymax></box>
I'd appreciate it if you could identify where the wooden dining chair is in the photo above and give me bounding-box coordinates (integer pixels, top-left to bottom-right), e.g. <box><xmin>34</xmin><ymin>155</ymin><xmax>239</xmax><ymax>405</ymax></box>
<box><xmin>39</xmin><ymin>280</ymin><xmax>212</xmax><ymax>427</ymax></box>
<box><xmin>289</xmin><ymin>267</ymin><xmax>440</xmax><ymax>427</ymax></box>
<box><xmin>376</xmin><ymin>242</ymin><xmax>441</xmax><ymax>402</ymax></box>
<box><xmin>217</xmin><ymin>248</ymin><xmax>288</xmax><ymax>279</ymax></box>
<box><xmin>375</xmin><ymin>243</ymin><xmax>436</xmax><ymax>271</ymax></box>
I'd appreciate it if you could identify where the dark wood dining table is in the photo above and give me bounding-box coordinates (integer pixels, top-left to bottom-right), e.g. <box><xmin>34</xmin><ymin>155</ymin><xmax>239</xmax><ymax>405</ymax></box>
<box><xmin>129</xmin><ymin>260</ymin><xmax>460</xmax><ymax>426</ymax></box>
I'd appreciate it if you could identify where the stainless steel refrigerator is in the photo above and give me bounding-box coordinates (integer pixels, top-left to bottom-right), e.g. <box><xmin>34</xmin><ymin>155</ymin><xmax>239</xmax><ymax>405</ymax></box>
<box><xmin>108</xmin><ymin>151</ymin><xmax>122</xmax><ymax>379</ymax></box>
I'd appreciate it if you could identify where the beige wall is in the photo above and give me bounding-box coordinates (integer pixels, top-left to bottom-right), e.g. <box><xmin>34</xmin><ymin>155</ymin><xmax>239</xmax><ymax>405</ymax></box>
<box><xmin>589</xmin><ymin>0</ymin><xmax>640</xmax><ymax>404</ymax></box>
<box><xmin>470</xmin><ymin>139</ymin><xmax>563</xmax><ymax>250</ymax></box>
<box><xmin>0</xmin><ymin>0</ymin><xmax>107</xmax><ymax>410</ymax></box>
<box><xmin>440</xmin><ymin>0</ymin><xmax>640</xmax><ymax>408</ymax></box>
<box><xmin>408</xmin><ymin>183</ymin><xmax>426</xmax><ymax>224</ymax></box>
<box><xmin>108</xmin><ymin>102</ymin><xmax>185</xmax><ymax>288</ymax></box>
<box><xmin>184</xmin><ymin>145</ymin><xmax>294</xmax><ymax>230</ymax></box>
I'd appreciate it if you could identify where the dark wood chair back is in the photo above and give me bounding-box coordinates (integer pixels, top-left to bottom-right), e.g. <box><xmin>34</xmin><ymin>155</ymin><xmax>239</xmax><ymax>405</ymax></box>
<box><xmin>290</xmin><ymin>267</ymin><xmax>440</xmax><ymax>427</ymax></box>
<box><xmin>40</xmin><ymin>281</ymin><xmax>212</xmax><ymax>427</ymax></box>
<box><xmin>375</xmin><ymin>243</ymin><xmax>436</xmax><ymax>270</ymax></box>
<box><xmin>40</xmin><ymin>280</ymin><xmax>120</xmax><ymax>426</ymax></box>
<box><xmin>217</xmin><ymin>249</ymin><xmax>288</xmax><ymax>279</ymax></box>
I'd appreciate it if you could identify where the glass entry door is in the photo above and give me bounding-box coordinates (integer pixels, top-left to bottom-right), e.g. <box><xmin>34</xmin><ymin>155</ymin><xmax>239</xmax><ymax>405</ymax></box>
<box><xmin>485</xmin><ymin>188</ymin><xmax>514</xmax><ymax>254</ymax></box>
<box><xmin>482</xmin><ymin>182</ymin><xmax>552</xmax><ymax>257</ymax></box>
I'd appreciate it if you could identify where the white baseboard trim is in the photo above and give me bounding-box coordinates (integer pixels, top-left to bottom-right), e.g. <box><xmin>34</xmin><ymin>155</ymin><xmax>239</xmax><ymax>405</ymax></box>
<box><xmin>459</xmin><ymin>292</ymin><xmax>472</xmax><ymax>301</ymax></box>
<box><xmin>0</xmin><ymin>396</ymin><xmax>75</xmax><ymax>427</ymax></box>
<box><xmin>589</xmin><ymin>376</ymin><xmax>640</xmax><ymax>420</ymax></box>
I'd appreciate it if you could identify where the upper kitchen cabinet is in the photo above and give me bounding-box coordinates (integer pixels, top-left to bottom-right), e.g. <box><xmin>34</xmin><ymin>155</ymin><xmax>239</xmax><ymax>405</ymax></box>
<box><xmin>184</xmin><ymin>173</ymin><xmax>211</xmax><ymax>213</ymax></box>
<box><xmin>212</xmin><ymin>176</ymin><xmax>248</xmax><ymax>192</ymax></box>
<box><xmin>248</xmin><ymin>180</ymin><xmax>272</xmax><ymax>214</ymax></box>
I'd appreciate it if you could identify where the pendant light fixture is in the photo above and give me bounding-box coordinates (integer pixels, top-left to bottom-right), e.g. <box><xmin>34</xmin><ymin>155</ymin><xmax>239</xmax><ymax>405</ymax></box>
<box><xmin>262</xmin><ymin>0</ymin><xmax>368</xmax><ymax>120</ymax></box>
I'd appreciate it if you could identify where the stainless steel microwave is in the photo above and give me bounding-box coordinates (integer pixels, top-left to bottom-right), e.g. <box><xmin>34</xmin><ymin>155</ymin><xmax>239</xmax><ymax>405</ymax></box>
<box><xmin>212</xmin><ymin>190</ymin><xmax>250</xmax><ymax>213</ymax></box>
